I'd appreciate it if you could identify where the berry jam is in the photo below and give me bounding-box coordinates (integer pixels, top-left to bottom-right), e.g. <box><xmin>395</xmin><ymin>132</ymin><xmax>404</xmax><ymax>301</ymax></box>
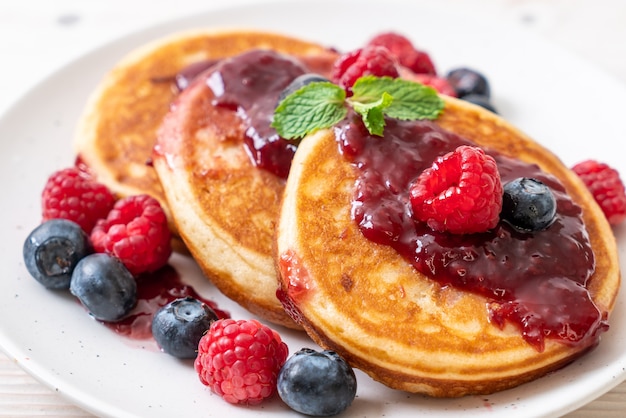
<box><xmin>173</xmin><ymin>60</ymin><xmax>218</xmax><ymax>91</ymax></box>
<box><xmin>104</xmin><ymin>265</ymin><xmax>229</xmax><ymax>339</ymax></box>
<box><xmin>336</xmin><ymin>113</ymin><xmax>606</xmax><ymax>351</ymax></box>
<box><xmin>276</xmin><ymin>249</ymin><xmax>312</xmax><ymax>325</ymax></box>
<box><xmin>204</xmin><ymin>50</ymin><xmax>308</xmax><ymax>179</ymax></box>
<box><xmin>167</xmin><ymin>50</ymin><xmax>335</xmax><ymax>178</ymax></box>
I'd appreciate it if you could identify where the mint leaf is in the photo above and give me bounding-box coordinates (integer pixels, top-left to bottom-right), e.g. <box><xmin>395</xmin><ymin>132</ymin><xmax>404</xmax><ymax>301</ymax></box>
<box><xmin>272</xmin><ymin>81</ymin><xmax>346</xmax><ymax>140</ymax></box>
<box><xmin>351</xmin><ymin>91</ymin><xmax>393</xmax><ymax>136</ymax></box>
<box><xmin>351</xmin><ymin>76</ymin><xmax>444</xmax><ymax>120</ymax></box>
<box><xmin>271</xmin><ymin>75</ymin><xmax>445</xmax><ymax>140</ymax></box>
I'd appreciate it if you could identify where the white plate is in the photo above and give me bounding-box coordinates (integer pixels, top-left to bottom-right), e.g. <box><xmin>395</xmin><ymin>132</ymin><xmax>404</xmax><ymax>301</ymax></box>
<box><xmin>1</xmin><ymin>0</ymin><xmax>625</xmax><ymax>417</ymax></box>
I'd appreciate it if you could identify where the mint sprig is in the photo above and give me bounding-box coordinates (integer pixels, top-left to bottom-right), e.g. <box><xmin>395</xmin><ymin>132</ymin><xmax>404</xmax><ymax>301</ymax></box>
<box><xmin>272</xmin><ymin>76</ymin><xmax>444</xmax><ymax>139</ymax></box>
<box><xmin>272</xmin><ymin>81</ymin><xmax>346</xmax><ymax>140</ymax></box>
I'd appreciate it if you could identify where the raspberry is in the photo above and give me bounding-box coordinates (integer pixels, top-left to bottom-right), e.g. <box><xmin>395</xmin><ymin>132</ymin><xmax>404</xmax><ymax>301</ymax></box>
<box><xmin>411</xmin><ymin>73</ymin><xmax>457</xmax><ymax>97</ymax></box>
<box><xmin>367</xmin><ymin>32</ymin><xmax>437</xmax><ymax>75</ymax></box>
<box><xmin>331</xmin><ymin>45</ymin><xmax>400</xmax><ymax>91</ymax></box>
<box><xmin>194</xmin><ymin>318</ymin><xmax>289</xmax><ymax>405</ymax></box>
<box><xmin>410</xmin><ymin>145</ymin><xmax>503</xmax><ymax>234</ymax></box>
<box><xmin>41</xmin><ymin>167</ymin><xmax>116</xmax><ymax>233</ymax></box>
<box><xmin>572</xmin><ymin>160</ymin><xmax>626</xmax><ymax>225</ymax></box>
<box><xmin>90</xmin><ymin>194</ymin><xmax>172</xmax><ymax>276</ymax></box>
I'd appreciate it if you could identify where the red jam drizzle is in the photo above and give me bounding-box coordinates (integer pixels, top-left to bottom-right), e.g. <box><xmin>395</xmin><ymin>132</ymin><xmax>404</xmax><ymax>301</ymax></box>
<box><xmin>278</xmin><ymin>249</ymin><xmax>313</xmax><ymax>300</ymax></box>
<box><xmin>173</xmin><ymin>60</ymin><xmax>218</xmax><ymax>91</ymax></box>
<box><xmin>169</xmin><ymin>50</ymin><xmax>336</xmax><ymax>178</ymax></box>
<box><xmin>336</xmin><ymin>113</ymin><xmax>606</xmax><ymax>351</ymax></box>
<box><xmin>276</xmin><ymin>249</ymin><xmax>312</xmax><ymax>325</ymax></box>
<box><xmin>104</xmin><ymin>265</ymin><xmax>229</xmax><ymax>339</ymax></box>
<box><xmin>204</xmin><ymin>50</ymin><xmax>310</xmax><ymax>179</ymax></box>
<box><xmin>150</xmin><ymin>59</ymin><xmax>219</xmax><ymax>91</ymax></box>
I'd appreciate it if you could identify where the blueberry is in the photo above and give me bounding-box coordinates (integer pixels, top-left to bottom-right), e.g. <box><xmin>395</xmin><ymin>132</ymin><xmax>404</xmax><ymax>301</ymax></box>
<box><xmin>151</xmin><ymin>297</ymin><xmax>218</xmax><ymax>358</ymax></box>
<box><xmin>277</xmin><ymin>73</ymin><xmax>330</xmax><ymax>104</ymax></box>
<box><xmin>23</xmin><ymin>219</ymin><xmax>92</xmax><ymax>289</ymax></box>
<box><xmin>462</xmin><ymin>94</ymin><xmax>498</xmax><ymax>114</ymax></box>
<box><xmin>446</xmin><ymin>67</ymin><xmax>491</xmax><ymax>99</ymax></box>
<box><xmin>501</xmin><ymin>177</ymin><xmax>557</xmax><ymax>231</ymax></box>
<box><xmin>70</xmin><ymin>253</ymin><xmax>137</xmax><ymax>322</ymax></box>
<box><xmin>278</xmin><ymin>348</ymin><xmax>357</xmax><ymax>416</ymax></box>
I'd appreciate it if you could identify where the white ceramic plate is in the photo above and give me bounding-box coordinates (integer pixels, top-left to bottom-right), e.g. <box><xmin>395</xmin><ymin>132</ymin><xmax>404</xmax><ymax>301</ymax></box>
<box><xmin>1</xmin><ymin>0</ymin><xmax>625</xmax><ymax>417</ymax></box>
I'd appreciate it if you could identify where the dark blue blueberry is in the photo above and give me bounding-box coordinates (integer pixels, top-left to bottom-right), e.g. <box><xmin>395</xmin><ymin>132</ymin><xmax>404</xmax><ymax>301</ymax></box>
<box><xmin>277</xmin><ymin>73</ymin><xmax>331</xmax><ymax>105</ymax></box>
<box><xmin>23</xmin><ymin>219</ymin><xmax>92</xmax><ymax>289</ymax></box>
<box><xmin>70</xmin><ymin>253</ymin><xmax>137</xmax><ymax>322</ymax></box>
<box><xmin>446</xmin><ymin>67</ymin><xmax>491</xmax><ymax>98</ymax></box>
<box><xmin>278</xmin><ymin>348</ymin><xmax>357</xmax><ymax>416</ymax></box>
<box><xmin>462</xmin><ymin>93</ymin><xmax>498</xmax><ymax>114</ymax></box>
<box><xmin>501</xmin><ymin>177</ymin><xmax>557</xmax><ymax>231</ymax></box>
<box><xmin>151</xmin><ymin>297</ymin><xmax>218</xmax><ymax>359</ymax></box>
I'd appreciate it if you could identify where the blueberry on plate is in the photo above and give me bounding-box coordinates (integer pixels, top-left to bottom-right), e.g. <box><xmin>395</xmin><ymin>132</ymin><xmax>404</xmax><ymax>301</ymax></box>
<box><xmin>277</xmin><ymin>73</ymin><xmax>331</xmax><ymax>105</ymax></box>
<box><xmin>23</xmin><ymin>219</ymin><xmax>92</xmax><ymax>289</ymax></box>
<box><xmin>446</xmin><ymin>67</ymin><xmax>491</xmax><ymax>99</ymax></box>
<box><xmin>151</xmin><ymin>297</ymin><xmax>219</xmax><ymax>359</ymax></box>
<box><xmin>277</xmin><ymin>348</ymin><xmax>357</xmax><ymax>416</ymax></box>
<box><xmin>70</xmin><ymin>253</ymin><xmax>137</xmax><ymax>322</ymax></box>
<box><xmin>501</xmin><ymin>177</ymin><xmax>557</xmax><ymax>231</ymax></box>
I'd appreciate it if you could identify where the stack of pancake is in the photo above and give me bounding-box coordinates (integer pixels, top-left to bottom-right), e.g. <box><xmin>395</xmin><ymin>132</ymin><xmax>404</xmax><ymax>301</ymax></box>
<box><xmin>74</xmin><ymin>29</ymin><xmax>620</xmax><ymax>397</ymax></box>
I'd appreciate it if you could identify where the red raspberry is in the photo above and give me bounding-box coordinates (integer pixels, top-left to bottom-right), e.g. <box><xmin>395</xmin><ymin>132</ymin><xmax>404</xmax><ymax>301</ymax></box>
<box><xmin>572</xmin><ymin>160</ymin><xmax>626</xmax><ymax>225</ymax></box>
<box><xmin>331</xmin><ymin>45</ymin><xmax>400</xmax><ymax>91</ymax></box>
<box><xmin>410</xmin><ymin>145</ymin><xmax>503</xmax><ymax>234</ymax></box>
<box><xmin>90</xmin><ymin>194</ymin><xmax>172</xmax><ymax>276</ymax></box>
<box><xmin>411</xmin><ymin>73</ymin><xmax>457</xmax><ymax>97</ymax></box>
<box><xmin>194</xmin><ymin>318</ymin><xmax>289</xmax><ymax>405</ymax></box>
<box><xmin>367</xmin><ymin>32</ymin><xmax>437</xmax><ymax>75</ymax></box>
<box><xmin>41</xmin><ymin>167</ymin><xmax>116</xmax><ymax>233</ymax></box>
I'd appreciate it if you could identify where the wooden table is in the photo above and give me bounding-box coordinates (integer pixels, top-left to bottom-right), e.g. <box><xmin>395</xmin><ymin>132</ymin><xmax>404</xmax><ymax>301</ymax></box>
<box><xmin>1</xmin><ymin>352</ymin><xmax>624</xmax><ymax>416</ymax></box>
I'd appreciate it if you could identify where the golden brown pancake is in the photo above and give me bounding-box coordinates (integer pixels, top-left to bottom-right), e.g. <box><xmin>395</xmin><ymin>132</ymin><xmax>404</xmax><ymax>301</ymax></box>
<box><xmin>74</xmin><ymin>29</ymin><xmax>336</xmax><ymax>245</ymax></box>
<box><xmin>276</xmin><ymin>96</ymin><xmax>620</xmax><ymax>396</ymax></box>
<box><xmin>151</xmin><ymin>32</ymin><xmax>338</xmax><ymax>328</ymax></box>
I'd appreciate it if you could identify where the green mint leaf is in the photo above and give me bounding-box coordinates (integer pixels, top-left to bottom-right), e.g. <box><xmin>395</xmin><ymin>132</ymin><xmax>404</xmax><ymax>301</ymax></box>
<box><xmin>271</xmin><ymin>81</ymin><xmax>346</xmax><ymax>140</ymax></box>
<box><xmin>350</xmin><ymin>91</ymin><xmax>393</xmax><ymax>137</ymax></box>
<box><xmin>271</xmin><ymin>75</ymin><xmax>445</xmax><ymax>140</ymax></box>
<box><xmin>351</xmin><ymin>76</ymin><xmax>444</xmax><ymax>121</ymax></box>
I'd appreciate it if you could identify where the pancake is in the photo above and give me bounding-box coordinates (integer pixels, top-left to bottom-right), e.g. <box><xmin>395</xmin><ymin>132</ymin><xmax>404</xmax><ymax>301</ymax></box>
<box><xmin>151</xmin><ymin>32</ymin><xmax>338</xmax><ymax>328</ymax></box>
<box><xmin>275</xmin><ymin>95</ymin><xmax>620</xmax><ymax>396</ymax></box>
<box><xmin>74</xmin><ymin>29</ymin><xmax>336</xmax><ymax>246</ymax></box>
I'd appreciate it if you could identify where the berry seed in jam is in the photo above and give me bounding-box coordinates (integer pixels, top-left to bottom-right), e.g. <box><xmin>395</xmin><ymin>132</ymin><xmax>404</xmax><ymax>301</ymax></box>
<box><xmin>336</xmin><ymin>112</ymin><xmax>604</xmax><ymax>351</ymax></box>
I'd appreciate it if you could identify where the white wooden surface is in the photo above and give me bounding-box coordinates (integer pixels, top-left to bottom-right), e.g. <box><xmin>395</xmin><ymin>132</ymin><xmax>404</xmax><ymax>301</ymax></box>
<box><xmin>1</xmin><ymin>0</ymin><xmax>625</xmax><ymax>416</ymax></box>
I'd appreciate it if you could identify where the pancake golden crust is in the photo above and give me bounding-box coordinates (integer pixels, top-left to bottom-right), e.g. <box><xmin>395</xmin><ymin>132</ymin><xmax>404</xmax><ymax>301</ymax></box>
<box><xmin>151</xmin><ymin>31</ymin><xmax>338</xmax><ymax>328</ymax></box>
<box><xmin>276</xmin><ymin>96</ymin><xmax>620</xmax><ymax>396</ymax></box>
<box><xmin>74</xmin><ymin>29</ymin><xmax>337</xmax><ymax>241</ymax></box>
